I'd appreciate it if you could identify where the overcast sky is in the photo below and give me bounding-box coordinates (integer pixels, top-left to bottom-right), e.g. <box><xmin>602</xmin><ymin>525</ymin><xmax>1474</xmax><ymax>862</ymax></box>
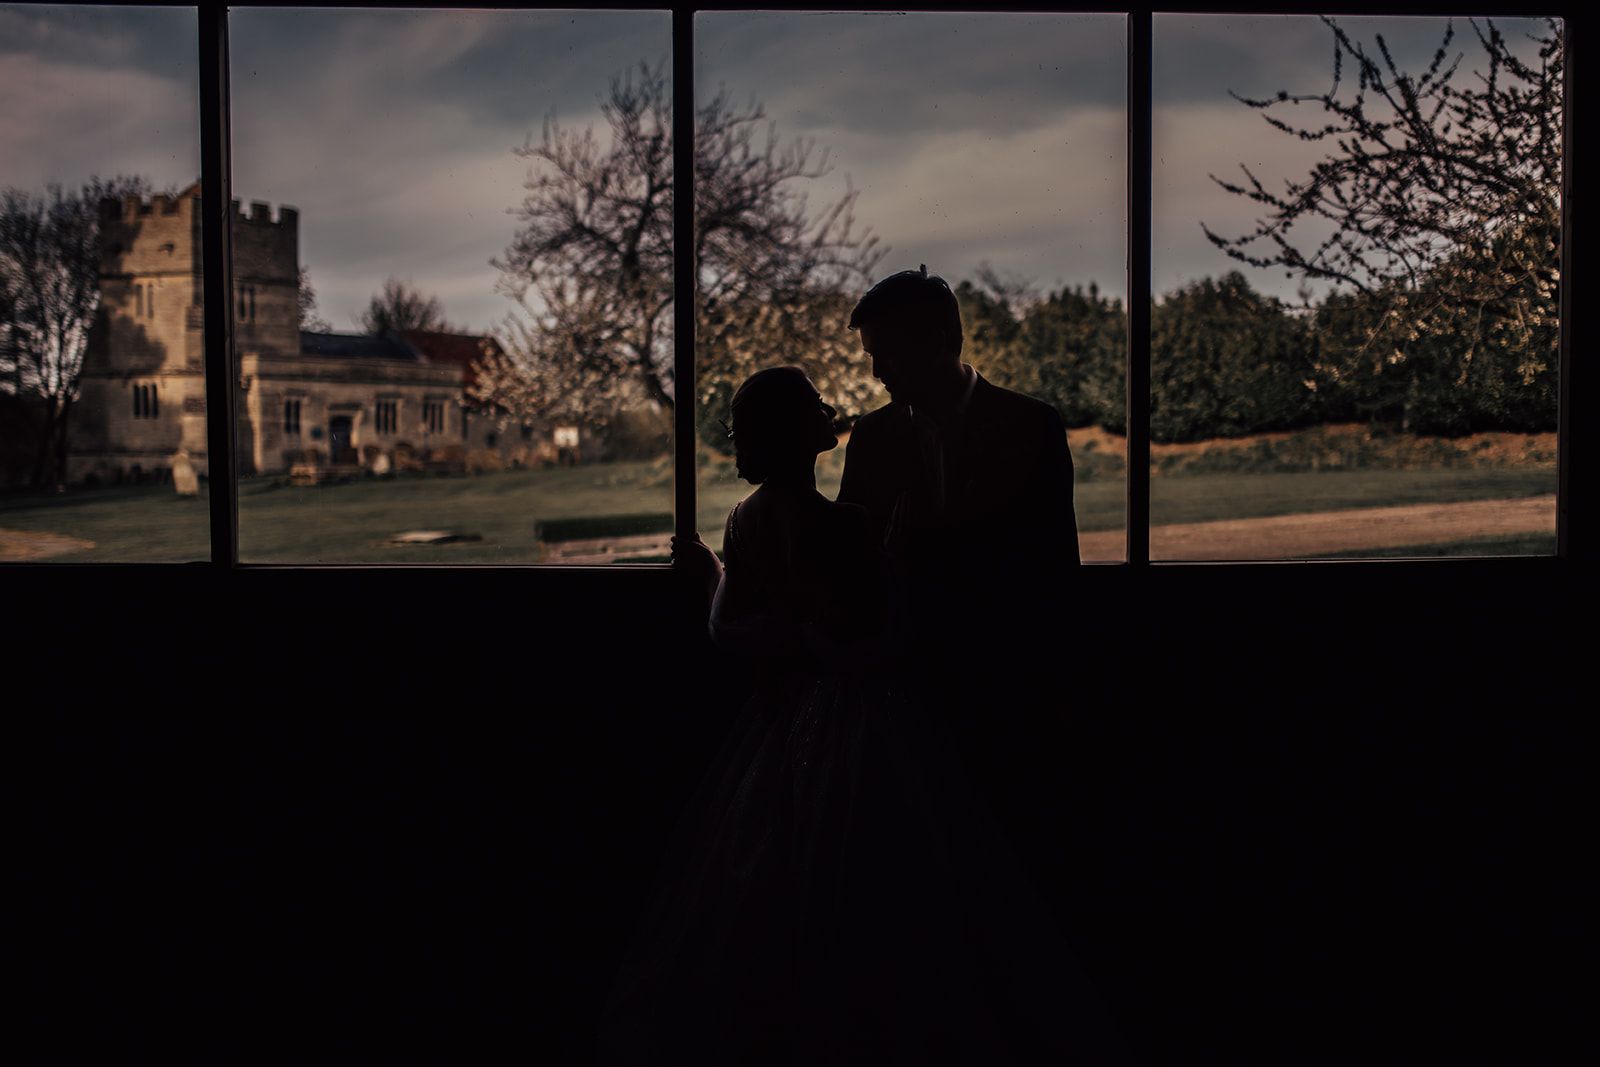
<box><xmin>1</xmin><ymin>6</ymin><xmax>1559</xmax><ymax>332</ymax></box>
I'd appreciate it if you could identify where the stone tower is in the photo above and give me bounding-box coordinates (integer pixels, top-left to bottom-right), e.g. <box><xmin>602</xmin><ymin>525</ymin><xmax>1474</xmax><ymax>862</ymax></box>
<box><xmin>71</xmin><ymin>182</ymin><xmax>300</xmax><ymax>483</ymax></box>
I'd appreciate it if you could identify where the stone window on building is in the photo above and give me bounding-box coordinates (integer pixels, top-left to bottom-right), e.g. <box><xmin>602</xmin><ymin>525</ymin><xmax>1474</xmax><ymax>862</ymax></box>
<box><xmin>376</xmin><ymin>399</ymin><xmax>397</xmax><ymax>435</ymax></box>
<box><xmin>236</xmin><ymin>285</ymin><xmax>255</xmax><ymax>322</ymax></box>
<box><xmin>283</xmin><ymin>398</ymin><xmax>301</xmax><ymax>436</ymax></box>
<box><xmin>423</xmin><ymin>399</ymin><xmax>445</xmax><ymax>434</ymax></box>
<box><xmin>135</xmin><ymin>284</ymin><xmax>143</xmax><ymax>318</ymax></box>
<box><xmin>132</xmin><ymin>382</ymin><xmax>159</xmax><ymax>420</ymax></box>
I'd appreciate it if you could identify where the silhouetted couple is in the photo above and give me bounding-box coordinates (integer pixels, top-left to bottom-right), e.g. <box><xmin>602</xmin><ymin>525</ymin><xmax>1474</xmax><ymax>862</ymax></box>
<box><xmin>597</xmin><ymin>268</ymin><xmax>1131</xmax><ymax>1065</ymax></box>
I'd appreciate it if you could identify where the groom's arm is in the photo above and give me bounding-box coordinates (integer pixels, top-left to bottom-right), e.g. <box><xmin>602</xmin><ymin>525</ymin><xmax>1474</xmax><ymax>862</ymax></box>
<box><xmin>1040</xmin><ymin>407</ymin><xmax>1081</xmax><ymax>567</ymax></box>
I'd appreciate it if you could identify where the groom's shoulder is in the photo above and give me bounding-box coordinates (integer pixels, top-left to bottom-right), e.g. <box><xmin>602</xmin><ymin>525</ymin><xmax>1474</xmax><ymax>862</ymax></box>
<box><xmin>845</xmin><ymin>402</ymin><xmax>905</xmax><ymax>443</ymax></box>
<box><xmin>975</xmin><ymin>377</ymin><xmax>1064</xmax><ymax>434</ymax></box>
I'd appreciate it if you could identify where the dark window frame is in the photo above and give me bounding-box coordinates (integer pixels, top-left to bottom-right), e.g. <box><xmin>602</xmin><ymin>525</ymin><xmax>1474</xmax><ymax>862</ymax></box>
<box><xmin>0</xmin><ymin>1</ymin><xmax>1577</xmax><ymax>577</ymax></box>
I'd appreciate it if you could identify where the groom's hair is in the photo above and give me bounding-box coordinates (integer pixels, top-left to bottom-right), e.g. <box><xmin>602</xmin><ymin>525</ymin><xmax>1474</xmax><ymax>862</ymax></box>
<box><xmin>848</xmin><ymin>265</ymin><xmax>964</xmax><ymax>359</ymax></box>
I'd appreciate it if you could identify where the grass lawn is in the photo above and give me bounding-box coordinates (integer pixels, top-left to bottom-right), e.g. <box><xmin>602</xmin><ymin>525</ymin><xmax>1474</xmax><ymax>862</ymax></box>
<box><xmin>0</xmin><ymin>459</ymin><xmax>1557</xmax><ymax>563</ymax></box>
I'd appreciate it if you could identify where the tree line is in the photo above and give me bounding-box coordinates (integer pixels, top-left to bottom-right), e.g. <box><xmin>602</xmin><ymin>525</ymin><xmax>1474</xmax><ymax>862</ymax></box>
<box><xmin>957</xmin><ymin>265</ymin><xmax>1557</xmax><ymax>445</ymax></box>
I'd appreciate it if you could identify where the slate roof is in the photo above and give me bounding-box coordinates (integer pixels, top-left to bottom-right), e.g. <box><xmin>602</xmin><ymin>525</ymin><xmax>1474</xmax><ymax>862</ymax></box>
<box><xmin>299</xmin><ymin>331</ymin><xmax>424</xmax><ymax>361</ymax></box>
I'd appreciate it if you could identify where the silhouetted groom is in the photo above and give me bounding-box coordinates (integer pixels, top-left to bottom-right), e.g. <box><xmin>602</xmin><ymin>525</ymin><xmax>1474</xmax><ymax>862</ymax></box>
<box><xmin>838</xmin><ymin>263</ymin><xmax>1079</xmax><ymax>623</ymax></box>
<box><xmin>837</xmin><ymin>265</ymin><xmax>1081</xmax><ymax>854</ymax></box>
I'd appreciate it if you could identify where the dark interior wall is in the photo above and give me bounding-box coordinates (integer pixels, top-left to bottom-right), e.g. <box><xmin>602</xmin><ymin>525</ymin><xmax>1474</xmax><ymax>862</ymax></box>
<box><xmin>15</xmin><ymin>562</ymin><xmax>1581</xmax><ymax>1065</ymax></box>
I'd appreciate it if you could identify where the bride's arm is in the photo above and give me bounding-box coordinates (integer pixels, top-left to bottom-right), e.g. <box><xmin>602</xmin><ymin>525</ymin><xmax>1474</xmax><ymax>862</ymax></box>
<box><xmin>708</xmin><ymin>506</ymin><xmax>807</xmax><ymax>659</ymax></box>
<box><xmin>670</xmin><ymin>532</ymin><xmax>723</xmax><ymax>623</ymax></box>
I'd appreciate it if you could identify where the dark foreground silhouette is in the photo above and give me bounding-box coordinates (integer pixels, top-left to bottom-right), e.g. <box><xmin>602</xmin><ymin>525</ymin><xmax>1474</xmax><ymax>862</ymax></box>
<box><xmin>596</xmin><ymin>271</ymin><xmax>1132</xmax><ymax>1064</ymax></box>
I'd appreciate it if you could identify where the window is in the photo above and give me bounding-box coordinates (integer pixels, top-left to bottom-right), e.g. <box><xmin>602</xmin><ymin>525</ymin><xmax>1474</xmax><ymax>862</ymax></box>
<box><xmin>283</xmin><ymin>397</ymin><xmax>301</xmax><ymax>436</ymax></box>
<box><xmin>695</xmin><ymin>9</ymin><xmax>1128</xmax><ymax>560</ymax></box>
<box><xmin>1149</xmin><ymin>14</ymin><xmax>1562</xmax><ymax>560</ymax></box>
<box><xmin>0</xmin><ymin>5</ymin><xmax>1572</xmax><ymax>571</ymax></box>
<box><xmin>0</xmin><ymin>4</ymin><xmax>212</xmax><ymax>560</ymax></box>
<box><xmin>132</xmin><ymin>382</ymin><xmax>160</xmax><ymax>420</ymax></box>
<box><xmin>226</xmin><ymin>6</ymin><xmax>672</xmax><ymax>563</ymax></box>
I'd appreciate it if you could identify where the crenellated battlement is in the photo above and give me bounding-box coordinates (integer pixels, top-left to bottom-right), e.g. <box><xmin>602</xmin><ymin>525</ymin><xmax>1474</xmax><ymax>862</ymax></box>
<box><xmin>100</xmin><ymin>191</ymin><xmax>191</xmax><ymax>222</ymax></box>
<box><xmin>232</xmin><ymin>198</ymin><xmax>300</xmax><ymax>228</ymax></box>
<box><xmin>95</xmin><ymin>183</ymin><xmax>300</xmax><ymax>230</ymax></box>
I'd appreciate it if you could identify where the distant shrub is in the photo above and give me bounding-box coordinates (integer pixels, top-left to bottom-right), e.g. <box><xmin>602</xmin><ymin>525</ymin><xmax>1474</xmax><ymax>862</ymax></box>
<box><xmin>535</xmin><ymin>512</ymin><xmax>673</xmax><ymax>543</ymax></box>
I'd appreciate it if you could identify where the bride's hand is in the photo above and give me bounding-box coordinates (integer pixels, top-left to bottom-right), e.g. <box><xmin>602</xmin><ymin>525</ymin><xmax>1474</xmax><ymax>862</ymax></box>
<box><xmin>671</xmin><ymin>533</ymin><xmax>723</xmax><ymax>591</ymax></box>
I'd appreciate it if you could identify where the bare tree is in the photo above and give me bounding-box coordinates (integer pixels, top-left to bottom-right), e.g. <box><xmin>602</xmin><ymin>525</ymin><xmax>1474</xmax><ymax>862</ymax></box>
<box><xmin>0</xmin><ymin>175</ymin><xmax>151</xmax><ymax>486</ymax></box>
<box><xmin>481</xmin><ymin>58</ymin><xmax>885</xmax><ymax>438</ymax></box>
<box><xmin>298</xmin><ymin>265</ymin><xmax>332</xmax><ymax>333</ymax></box>
<box><xmin>360</xmin><ymin>277</ymin><xmax>451</xmax><ymax>335</ymax></box>
<box><xmin>1202</xmin><ymin>17</ymin><xmax>1562</xmax><ymax>423</ymax></box>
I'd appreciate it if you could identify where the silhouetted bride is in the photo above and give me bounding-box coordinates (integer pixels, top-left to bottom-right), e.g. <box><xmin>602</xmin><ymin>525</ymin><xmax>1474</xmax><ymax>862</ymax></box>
<box><xmin>596</xmin><ymin>367</ymin><xmax>1133</xmax><ymax>1066</ymax></box>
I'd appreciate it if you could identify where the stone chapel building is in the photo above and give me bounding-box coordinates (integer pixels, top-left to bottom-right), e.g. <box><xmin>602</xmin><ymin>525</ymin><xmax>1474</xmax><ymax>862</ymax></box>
<box><xmin>69</xmin><ymin>182</ymin><xmax>565</xmax><ymax>484</ymax></box>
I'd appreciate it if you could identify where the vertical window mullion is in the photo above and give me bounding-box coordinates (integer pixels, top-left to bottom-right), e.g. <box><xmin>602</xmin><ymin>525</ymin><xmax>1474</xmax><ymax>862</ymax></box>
<box><xmin>1126</xmin><ymin>9</ymin><xmax>1152</xmax><ymax>567</ymax></box>
<box><xmin>200</xmin><ymin>5</ymin><xmax>238</xmax><ymax>567</ymax></box>
<box><xmin>672</xmin><ymin>7</ymin><xmax>696</xmax><ymax>548</ymax></box>
<box><xmin>1557</xmin><ymin>15</ymin><xmax>1573</xmax><ymax>562</ymax></box>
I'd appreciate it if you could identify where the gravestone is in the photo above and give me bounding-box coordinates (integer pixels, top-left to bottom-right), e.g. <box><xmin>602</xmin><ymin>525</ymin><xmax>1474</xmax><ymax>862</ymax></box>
<box><xmin>171</xmin><ymin>450</ymin><xmax>199</xmax><ymax>496</ymax></box>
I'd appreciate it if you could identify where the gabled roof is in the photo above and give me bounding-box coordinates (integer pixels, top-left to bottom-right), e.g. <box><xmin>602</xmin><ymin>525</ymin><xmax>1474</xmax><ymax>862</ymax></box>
<box><xmin>401</xmin><ymin>330</ymin><xmax>505</xmax><ymax>390</ymax></box>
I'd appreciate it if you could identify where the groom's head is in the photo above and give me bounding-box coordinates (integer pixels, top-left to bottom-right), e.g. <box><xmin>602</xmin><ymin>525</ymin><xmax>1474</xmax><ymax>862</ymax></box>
<box><xmin>848</xmin><ymin>266</ymin><xmax>964</xmax><ymax>408</ymax></box>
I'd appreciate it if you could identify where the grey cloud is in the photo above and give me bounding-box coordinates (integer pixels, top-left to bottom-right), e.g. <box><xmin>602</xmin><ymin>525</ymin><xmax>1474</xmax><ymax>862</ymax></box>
<box><xmin>1155</xmin><ymin>15</ymin><xmax>1557</xmax><ymax>107</ymax></box>
<box><xmin>0</xmin><ymin>4</ymin><xmax>194</xmax><ymax>73</ymax></box>
<box><xmin>0</xmin><ymin>53</ymin><xmax>198</xmax><ymax>192</ymax></box>
<box><xmin>697</xmin><ymin>11</ymin><xmax>1125</xmax><ymax>138</ymax></box>
<box><xmin>228</xmin><ymin>8</ymin><xmax>663</xmax><ymax>331</ymax></box>
<box><xmin>3</xmin><ymin>8</ymin><xmax>1563</xmax><ymax>334</ymax></box>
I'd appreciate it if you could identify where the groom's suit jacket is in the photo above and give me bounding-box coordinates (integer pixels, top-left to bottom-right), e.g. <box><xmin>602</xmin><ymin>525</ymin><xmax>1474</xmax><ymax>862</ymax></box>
<box><xmin>837</xmin><ymin>370</ymin><xmax>1080</xmax><ymax>662</ymax></box>
<box><xmin>839</xmin><ymin>372</ymin><xmax>1083</xmax><ymax>884</ymax></box>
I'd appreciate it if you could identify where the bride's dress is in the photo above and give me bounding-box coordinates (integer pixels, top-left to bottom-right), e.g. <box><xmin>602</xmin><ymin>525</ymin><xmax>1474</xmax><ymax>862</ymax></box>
<box><xmin>597</xmin><ymin>485</ymin><xmax>1133</xmax><ymax>1066</ymax></box>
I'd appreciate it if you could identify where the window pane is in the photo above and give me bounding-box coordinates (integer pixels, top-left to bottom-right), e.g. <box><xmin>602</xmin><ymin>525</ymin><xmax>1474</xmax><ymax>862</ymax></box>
<box><xmin>1152</xmin><ymin>15</ymin><xmax>1561</xmax><ymax>560</ymax></box>
<box><xmin>693</xmin><ymin>11</ymin><xmax>1128</xmax><ymax>563</ymax></box>
<box><xmin>1</xmin><ymin>4</ymin><xmax>208</xmax><ymax>562</ymax></box>
<box><xmin>229</xmin><ymin>7</ymin><xmax>672</xmax><ymax>563</ymax></box>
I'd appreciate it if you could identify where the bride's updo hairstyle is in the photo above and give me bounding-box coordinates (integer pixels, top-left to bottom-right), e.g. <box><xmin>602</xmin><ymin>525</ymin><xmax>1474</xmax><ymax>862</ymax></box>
<box><xmin>729</xmin><ymin>366</ymin><xmax>837</xmax><ymax>485</ymax></box>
